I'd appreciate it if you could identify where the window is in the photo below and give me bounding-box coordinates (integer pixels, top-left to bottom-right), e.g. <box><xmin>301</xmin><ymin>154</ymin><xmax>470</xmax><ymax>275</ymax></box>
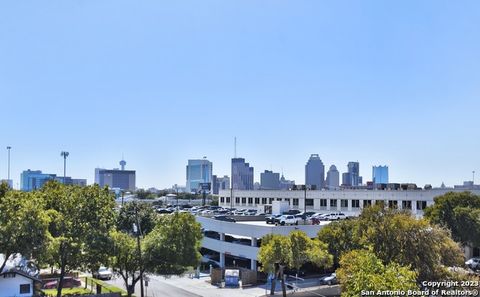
<box><xmin>248</xmin><ymin>198</ymin><xmax>253</xmax><ymax>204</ymax></box>
<box><xmin>363</xmin><ymin>200</ymin><xmax>372</xmax><ymax>207</ymax></box>
<box><xmin>220</xmin><ymin>197</ymin><xmax>225</xmax><ymax>203</ymax></box>
<box><xmin>305</xmin><ymin>199</ymin><xmax>314</xmax><ymax>206</ymax></box>
<box><xmin>320</xmin><ymin>199</ymin><xmax>327</xmax><ymax>207</ymax></box>
<box><xmin>284</xmin><ymin>198</ymin><xmax>290</xmax><ymax>204</ymax></box>
<box><xmin>352</xmin><ymin>200</ymin><xmax>360</xmax><ymax>208</ymax></box>
<box><xmin>235</xmin><ymin>197</ymin><xmax>240</xmax><ymax>204</ymax></box>
<box><xmin>341</xmin><ymin>199</ymin><xmax>348</xmax><ymax>208</ymax></box>
<box><xmin>262</xmin><ymin>198</ymin><xmax>267</xmax><ymax>204</ymax></box>
<box><xmin>226</xmin><ymin>197</ymin><xmax>230</xmax><ymax>203</ymax></box>
<box><xmin>269</xmin><ymin>198</ymin><xmax>274</xmax><ymax>204</ymax></box>
<box><xmin>388</xmin><ymin>200</ymin><xmax>398</xmax><ymax>209</ymax></box>
<box><xmin>254</xmin><ymin>198</ymin><xmax>260</xmax><ymax>204</ymax></box>
<box><xmin>241</xmin><ymin>197</ymin><xmax>246</xmax><ymax>204</ymax></box>
<box><xmin>416</xmin><ymin>201</ymin><xmax>427</xmax><ymax>210</ymax></box>
<box><xmin>330</xmin><ymin>199</ymin><xmax>337</xmax><ymax>208</ymax></box>
<box><xmin>276</xmin><ymin>198</ymin><xmax>282</xmax><ymax>201</ymax></box>
<box><xmin>293</xmin><ymin>198</ymin><xmax>299</xmax><ymax>206</ymax></box>
<box><xmin>20</xmin><ymin>284</ymin><xmax>30</xmax><ymax>294</ymax></box>
<box><xmin>402</xmin><ymin>200</ymin><xmax>412</xmax><ymax>210</ymax></box>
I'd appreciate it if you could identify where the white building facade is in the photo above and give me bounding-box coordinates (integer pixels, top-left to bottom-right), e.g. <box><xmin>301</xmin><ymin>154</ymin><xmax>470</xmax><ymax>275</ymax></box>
<box><xmin>217</xmin><ymin>189</ymin><xmax>480</xmax><ymax>217</ymax></box>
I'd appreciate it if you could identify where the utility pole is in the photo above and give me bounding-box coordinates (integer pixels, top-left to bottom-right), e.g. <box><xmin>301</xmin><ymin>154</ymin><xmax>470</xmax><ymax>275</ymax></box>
<box><xmin>473</xmin><ymin>171</ymin><xmax>476</xmax><ymax>185</ymax></box>
<box><xmin>6</xmin><ymin>146</ymin><xmax>11</xmax><ymax>183</ymax></box>
<box><xmin>60</xmin><ymin>151</ymin><xmax>69</xmax><ymax>184</ymax></box>
<box><xmin>303</xmin><ymin>185</ymin><xmax>307</xmax><ymax>224</ymax></box>
<box><xmin>133</xmin><ymin>203</ymin><xmax>145</xmax><ymax>297</ymax></box>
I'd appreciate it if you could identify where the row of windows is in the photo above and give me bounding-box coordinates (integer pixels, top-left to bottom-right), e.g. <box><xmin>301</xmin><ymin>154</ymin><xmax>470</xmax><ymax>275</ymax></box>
<box><xmin>219</xmin><ymin>197</ymin><xmax>428</xmax><ymax>210</ymax></box>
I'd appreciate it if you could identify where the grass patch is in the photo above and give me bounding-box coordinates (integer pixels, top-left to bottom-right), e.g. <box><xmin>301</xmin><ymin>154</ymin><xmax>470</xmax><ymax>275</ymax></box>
<box><xmin>84</xmin><ymin>277</ymin><xmax>130</xmax><ymax>296</ymax></box>
<box><xmin>42</xmin><ymin>288</ymin><xmax>92</xmax><ymax>296</ymax></box>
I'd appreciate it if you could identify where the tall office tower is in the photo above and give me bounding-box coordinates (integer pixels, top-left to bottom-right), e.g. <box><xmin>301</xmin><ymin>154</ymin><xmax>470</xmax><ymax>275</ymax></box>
<box><xmin>372</xmin><ymin>165</ymin><xmax>389</xmax><ymax>185</ymax></box>
<box><xmin>186</xmin><ymin>158</ymin><xmax>213</xmax><ymax>193</ymax></box>
<box><xmin>342</xmin><ymin>161</ymin><xmax>362</xmax><ymax>187</ymax></box>
<box><xmin>95</xmin><ymin>159</ymin><xmax>136</xmax><ymax>192</ymax></box>
<box><xmin>326</xmin><ymin>165</ymin><xmax>340</xmax><ymax>189</ymax></box>
<box><xmin>212</xmin><ymin>175</ymin><xmax>230</xmax><ymax>194</ymax></box>
<box><xmin>20</xmin><ymin>170</ymin><xmax>57</xmax><ymax>191</ymax></box>
<box><xmin>305</xmin><ymin>154</ymin><xmax>325</xmax><ymax>189</ymax></box>
<box><xmin>260</xmin><ymin>170</ymin><xmax>280</xmax><ymax>190</ymax></box>
<box><xmin>231</xmin><ymin>158</ymin><xmax>254</xmax><ymax>190</ymax></box>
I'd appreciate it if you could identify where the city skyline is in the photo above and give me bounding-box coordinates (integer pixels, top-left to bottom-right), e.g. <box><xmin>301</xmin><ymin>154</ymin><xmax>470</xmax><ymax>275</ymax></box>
<box><xmin>1</xmin><ymin>1</ymin><xmax>479</xmax><ymax>189</ymax></box>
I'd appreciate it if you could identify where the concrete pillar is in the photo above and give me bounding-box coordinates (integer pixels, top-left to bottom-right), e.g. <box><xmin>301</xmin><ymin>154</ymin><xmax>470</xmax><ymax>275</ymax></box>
<box><xmin>220</xmin><ymin>252</ymin><xmax>225</xmax><ymax>267</ymax></box>
<box><xmin>220</xmin><ymin>232</ymin><xmax>225</xmax><ymax>241</ymax></box>
<box><xmin>250</xmin><ymin>259</ymin><xmax>257</xmax><ymax>271</ymax></box>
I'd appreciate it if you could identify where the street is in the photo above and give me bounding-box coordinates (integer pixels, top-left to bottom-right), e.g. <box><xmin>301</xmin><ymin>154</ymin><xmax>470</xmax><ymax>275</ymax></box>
<box><xmin>106</xmin><ymin>274</ymin><xmax>340</xmax><ymax>297</ymax></box>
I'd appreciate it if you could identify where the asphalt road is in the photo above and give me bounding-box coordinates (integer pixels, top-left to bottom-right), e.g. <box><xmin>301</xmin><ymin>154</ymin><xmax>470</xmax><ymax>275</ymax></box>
<box><xmin>106</xmin><ymin>275</ymin><xmax>202</xmax><ymax>297</ymax></box>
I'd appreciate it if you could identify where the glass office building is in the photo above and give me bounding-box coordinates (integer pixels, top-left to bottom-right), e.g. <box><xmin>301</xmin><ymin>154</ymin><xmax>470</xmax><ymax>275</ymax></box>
<box><xmin>372</xmin><ymin>165</ymin><xmax>389</xmax><ymax>185</ymax></box>
<box><xmin>186</xmin><ymin>158</ymin><xmax>213</xmax><ymax>193</ymax></box>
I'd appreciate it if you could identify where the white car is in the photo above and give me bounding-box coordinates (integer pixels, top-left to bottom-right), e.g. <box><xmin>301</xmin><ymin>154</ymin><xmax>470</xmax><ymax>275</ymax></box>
<box><xmin>93</xmin><ymin>267</ymin><xmax>113</xmax><ymax>280</ymax></box>
<box><xmin>278</xmin><ymin>215</ymin><xmax>299</xmax><ymax>226</ymax></box>
<box><xmin>465</xmin><ymin>258</ymin><xmax>480</xmax><ymax>271</ymax></box>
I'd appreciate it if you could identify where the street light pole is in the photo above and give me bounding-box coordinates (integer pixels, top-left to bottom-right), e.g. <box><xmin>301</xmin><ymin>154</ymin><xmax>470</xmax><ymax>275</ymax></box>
<box><xmin>60</xmin><ymin>151</ymin><xmax>69</xmax><ymax>184</ymax></box>
<box><xmin>6</xmin><ymin>146</ymin><xmax>11</xmax><ymax>182</ymax></box>
<box><xmin>304</xmin><ymin>185</ymin><xmax>307</xmax><ymax>224</ymax></box>
<box><xmin>133</xmin><ymin>203</ymin><xmax>145</xmax><ymax>297</ymax></box>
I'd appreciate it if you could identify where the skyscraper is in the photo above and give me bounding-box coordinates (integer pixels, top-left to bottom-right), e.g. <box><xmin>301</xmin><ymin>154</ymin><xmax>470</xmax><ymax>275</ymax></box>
<box><xmin>372</xmin><ymin>165</ymin><xmax>389</xmax><ymax>185</ymax></box>
<box><xmin>305</xmin><ymin>154</ymin><xmax>325</xmax><ymax>189</ymax></box>
<box><xmin>260</xmin><ymin>170</ymin><xmax>280</xmax><ymax>190</ymax></box>
<box><xmin>341</xmin><ymin>161</ymin><xmax>362</xmax><ymax>187</ymax></box>
<box><xmin>186</xmin><ymin>158</ymin><xmax>213</xmax><ymax>193</ymax></box>
<box><xmin>212</xmin><ymin>175</ymin><xmax>230</xmax><ymax>194</ymax></box>
<box><xmin>231</xmin><ymin>158</ymin><xmax>254</xmax><ymax>190</ymax></box>
<box><xmin>326</xmin><ymin>165</ymin><xmax>340</xmax><ymax>189</ymax></box>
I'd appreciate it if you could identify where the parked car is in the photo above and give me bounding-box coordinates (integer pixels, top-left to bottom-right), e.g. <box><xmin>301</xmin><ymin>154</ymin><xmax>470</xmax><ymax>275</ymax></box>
<box><xmin>319</xmin><ymin>273</ymin><xmax>338</xmax><ymax>285</ymax></box>
<box><xmin>283</xmin><ymin>209</ymin><xmax>302</xmax><ymax>215</ymax></box>
<box><xmin>43</xmin><ymin>277</ymin><xmax>82</xmax><ymax>289</ymax></box>
<box><xmin>266</xmin><ymin>214</ymin><xmax>282</xmax><ymax>224</ymax></box>
<box><xmin>213</xmin><ymin>215</ymin><xmax>236</xmax><ymax>223</ymax></box>
<box><xmin>465</xmin><ymin>258</ymin><xmax>480</xmax><ymax>271</ymax></box>
<box><xmin>329</xmin><ymin>212</ymin><xmax>347</xmax><ymax>220</ymax></box>
<box><xmin>93</xmin><ymin>267</ymin><xmax>113</xmax><ymax>280</ymax></box>
<box><xmin>278</xmin><ymin>215</ymin><xmax>299</xmax><ymax>226</ymax></box>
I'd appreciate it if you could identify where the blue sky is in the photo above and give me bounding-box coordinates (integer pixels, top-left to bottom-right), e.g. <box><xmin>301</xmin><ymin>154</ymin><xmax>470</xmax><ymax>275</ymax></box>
<box><xmin>1</xmin><ymin>1</ymin><xmax>479</xmax><ymax>189</ymax></box>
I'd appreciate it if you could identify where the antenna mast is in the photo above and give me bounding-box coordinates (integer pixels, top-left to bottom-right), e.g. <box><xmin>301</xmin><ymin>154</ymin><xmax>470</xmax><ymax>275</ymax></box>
<box><xmin>234</xmin><ymin>136</ymin><xmax>237</xmax><ymax>158</ymax></box>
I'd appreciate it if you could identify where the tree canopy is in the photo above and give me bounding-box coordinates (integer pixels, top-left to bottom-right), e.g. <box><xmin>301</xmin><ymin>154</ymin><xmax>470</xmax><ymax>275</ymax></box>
<box><xmin>318</xmin><ymin>203</ymin><xmax>463</xmax><ymax>282</ymax></box>
<box><xmin>336</xmin><ymin>250</ymin><xmax>418</xmax><ymax>297</ymax></box>
<box><xmin>424</xmin><ymin>191</ymin><xmax>480</xmax><ymax>246</ymax></box>
<box><xmin>117</xmin><ymin>201</ymin><xmax>158</xmax><ymax>235</ymax></box>
<box><xmin>0</xmin><ymin>190</ymin><xmax>50</xmax><ymax>272</ymax></box>
<box><xmin>41</xmin><ymin>181</ymin><xmax>116</xmax><ymax>297</ymax></box>
<box><xmin>258</xmin><ymin>231</ymin><xmax>332</xmax><ymax>297</ymax></box>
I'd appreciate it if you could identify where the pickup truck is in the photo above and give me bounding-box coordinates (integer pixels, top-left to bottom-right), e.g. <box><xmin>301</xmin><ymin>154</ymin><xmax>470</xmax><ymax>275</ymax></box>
<box><xmin>277</xmin><ymin>215</ymin><xmax>300</xmax><ymax>226</ymax></box>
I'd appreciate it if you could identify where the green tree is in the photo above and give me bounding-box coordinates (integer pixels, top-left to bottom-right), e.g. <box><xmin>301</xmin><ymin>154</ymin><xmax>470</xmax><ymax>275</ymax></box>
<box><xmin>41</xmin><ymin>181</ymin><xmax>116</xmax><ymax>297</ymax></box>
<box><xmin>290</xmin><ymin>230</ymin><xmax>332</xmax><ymax>275</ymax></box>
<box><xmin>424</xmin><ymin>191</ymin><xmax>480</xmax><ymax>246</ymax></box>
<box><xmin>0</xmin><ymin>190</ymin><xmax>50</xmax><ymax>272</ymax></box>
<box><xmin>336</xmin><ymin>250</ymin><xmax>418</xmax><ymax>297</ymax></box>
<box><xmin>117</xmin><ymin>201</ymin><xmax>157</xmax><ymax>235</ymax></box>
<box><xmin>110</xmin><ymin>212</ymin><xmax>203</xmax><ymax>297</ymax></box>
<box><xmin>258</xmin><ymin>234</ymin><xmax>292</xmax><ymax>297</ymax></box>
<box><xmin>319</xmin><ymin>204</ymin><xmax>463</xmax><ymax>282</ymax></box>
<box><xmin>0</xmin><ymin>181</ymin><xmax>10</xmax><ymax>199</ymax></box>
<box><xmin>109</xmin><ymin>231</ymin><xmax>141</xmax><ymax>297</ymax></box>
<box><xmin>135</xmin><ymin>189</ymin><xmax>155</xmax><ymax>200</ymax></box>
<box><xmin>143</xmin><ymin>212</ymin><xmax>203</xmax><ymax>274</ymax></box>
<box><xmin>258</xmin><ymin>231</ymin><xmax>332</xmax><ymax>297</ymax></box>
<box><xmin>317</xmin><ymin>219</ymin><xmax>362</xmax><ymax>267</ymax></box>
